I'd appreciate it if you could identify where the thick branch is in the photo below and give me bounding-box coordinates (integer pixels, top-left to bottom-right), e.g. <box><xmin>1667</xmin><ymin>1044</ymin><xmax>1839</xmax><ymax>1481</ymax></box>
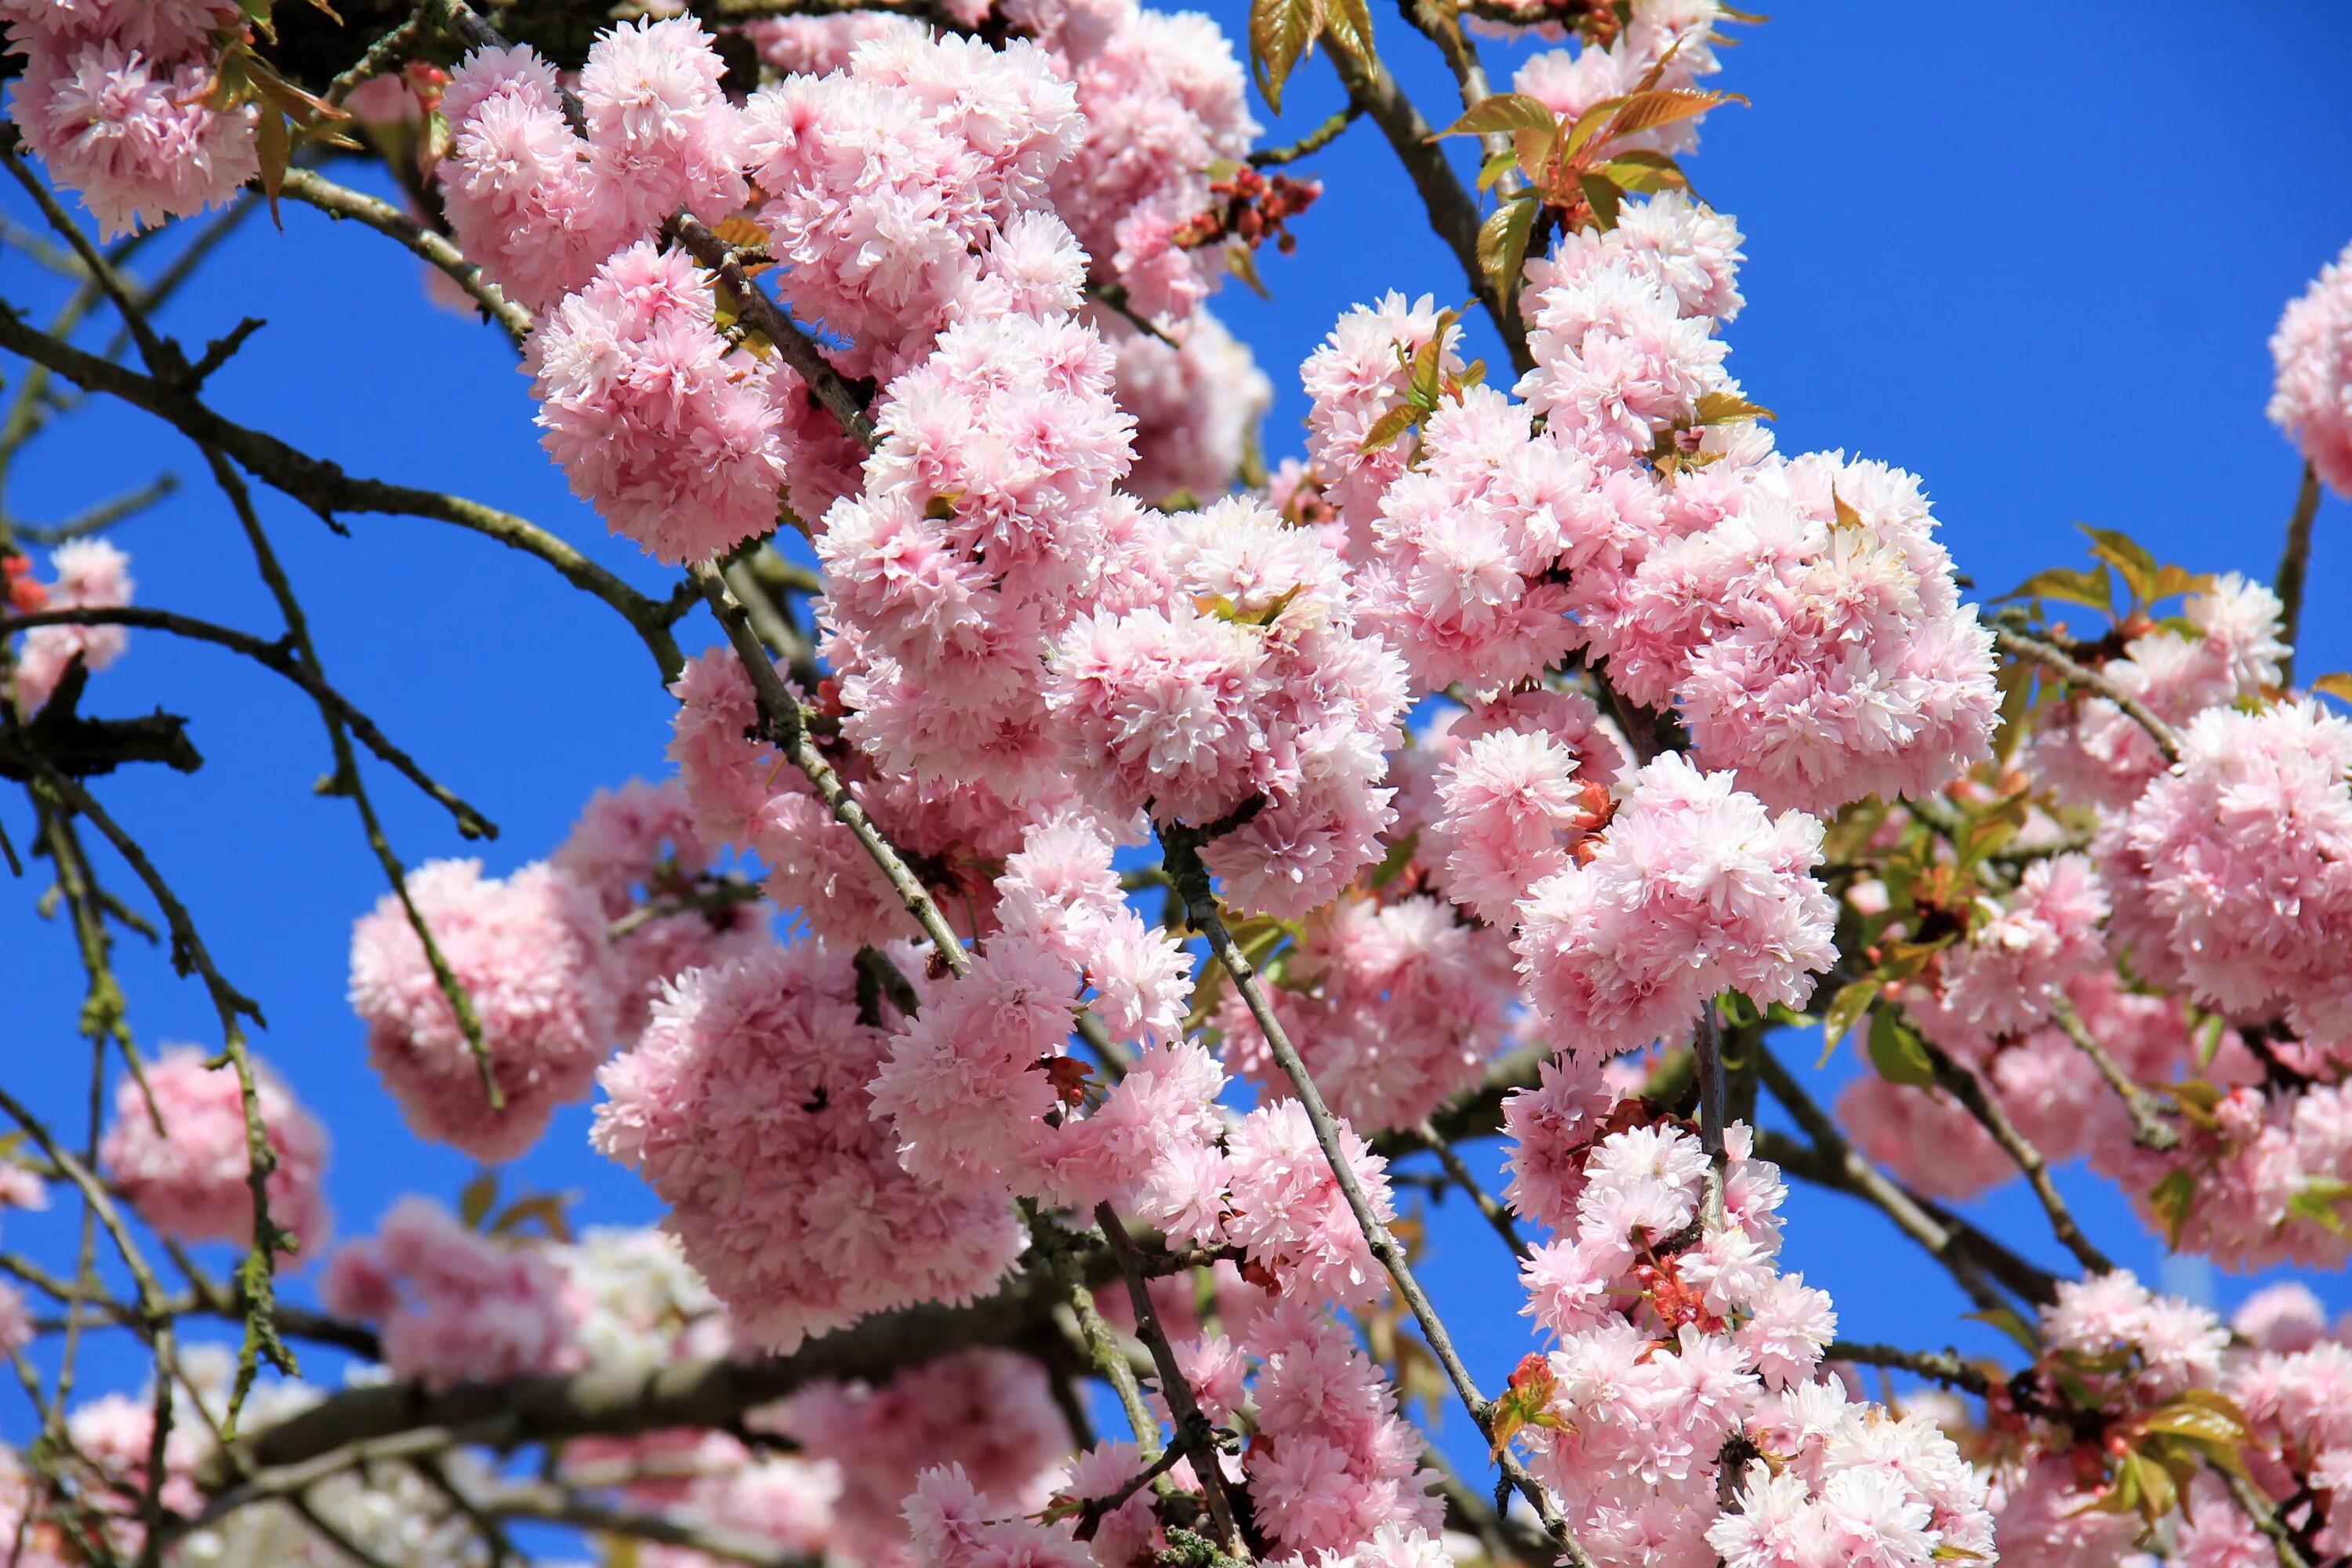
<box><xmin>209</xmin><ymin>1291</ymin><xmax>1050</xmax><ymax>1482</ymax></box>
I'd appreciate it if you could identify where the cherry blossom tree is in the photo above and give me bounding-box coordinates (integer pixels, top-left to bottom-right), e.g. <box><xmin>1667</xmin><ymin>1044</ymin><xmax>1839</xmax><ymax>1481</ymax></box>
<box><xmin>0</xmin><ymin>3</ymin><xmax>2348</xmax><ymax>1568</ymax></box>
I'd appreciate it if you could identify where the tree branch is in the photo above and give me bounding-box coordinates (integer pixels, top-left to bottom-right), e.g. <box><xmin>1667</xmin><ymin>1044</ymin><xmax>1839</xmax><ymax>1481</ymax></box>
<box><xmin>1159</xmin><ymin>822</ymin><xmax>1592</xmax><ymax>1568</ymax></box>
<box><xmin>1994</xmin><ymin>626</ymin><xmax>2181</xmax><ymax>764</ymax></box>
<box><xmin>2276</xmin><ymin>458</ymin><xmax>2322</xmax><ymax>686</ymax></box>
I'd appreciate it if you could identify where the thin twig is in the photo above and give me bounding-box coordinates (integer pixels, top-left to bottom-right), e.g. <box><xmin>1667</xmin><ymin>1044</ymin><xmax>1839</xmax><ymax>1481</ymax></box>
<box><xmin>2046</xmin><ymin>993</ymin><xmax>2177</xmax><ymax>1152</ymax></box>
<box><xmin>1915</xmin><ymin>1034</ymin><xmax>2115</xmax><ymax>1277</ymax></box>
<box><xmin>1094</xmin><ymin>1203</ymin><xmax>1251</xmax><ymax>1556</ymax></box>
<box><xmin>1824</xmin><ymin>1341</ymin><xmax>1994</xmax><ymax>1398</ymax></box>
<box><xmin>17</xmin><ymin>474</ymin><xmax>179</xmax><ymax>546</ymax></box>
<box><xmin>1752</xmin><ymin>1046</ymin><xmax>2034</xmax><ymax>1314</ymax></box>
<box><xmin>1994</xmin><ymin>627</ymin><xmax>2181</xmax><ymax>764</ymax></box>
<box><xmin>1250</xmin><ymin>103</ymin><xmax>1364</xmax><ymax>165</ymax></box>
<box><xmin>667</xmin><ymin>212</ymin><xmax>877</xmax><ymax>448</ymax></box>
<box><xmin>0</xmin><ymin>605</ymin><xmax>495</xmax><ymax>840</ymax></box>
<box><xmin>277</xmin><ymin>169</ymin><xmax>532</xmax><ymax>350</ymax></box>
<box><xmin>0</xmin><ymin>307</ymin><xmax>686</xmax><ymax>679</ymax></box>
<box><xmin>1410</xmin><ymin>1120</ymin><xmax>1526</xmax><ymax>1260</ymax></box>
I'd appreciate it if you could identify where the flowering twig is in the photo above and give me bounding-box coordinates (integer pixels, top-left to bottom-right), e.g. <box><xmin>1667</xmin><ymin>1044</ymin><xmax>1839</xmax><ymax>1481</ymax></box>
<box><xmin>1320</xmin><ymin>45</ymin><xmax>1532</xmax><ymax>376</ymax></box>
<box><xmin>2046</xmin><ymin>993</ymin><xmax>2179</xmax><ymax>1153</ymax></box>
<box><xmin>1992</xmin><ymin>626</ymin><xmax>2181</xmax><ymax>764</ymax></box>
<box><xmin>1158</xmin><ymin>822</ymin><xmax>1595</xmax><ymax>1568</ymax></box>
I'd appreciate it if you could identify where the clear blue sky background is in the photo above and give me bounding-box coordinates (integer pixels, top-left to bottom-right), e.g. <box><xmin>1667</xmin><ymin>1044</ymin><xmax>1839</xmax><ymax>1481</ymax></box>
<box><xmin>1</xmin><ymin>0</ymin><xmax>2348</xmax><ymax>1494</ymax></box>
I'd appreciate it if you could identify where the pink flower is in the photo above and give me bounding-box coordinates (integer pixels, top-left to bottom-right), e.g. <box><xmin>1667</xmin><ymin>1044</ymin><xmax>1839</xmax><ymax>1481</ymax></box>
<box><xmin>528</xmin><ymin>242</ymin><xmax>797</xmax><ymax>564</ymax></box>
<box><xmin>1515</xmin><ymin>753</ymin><xmax>1835</xmax><ymax>1055</ymax></box>
<box><xmin>437</xmin><ymin>45</ymin><xmax>627</xmax><ymax>313</ymax></box>
<box><xmin>348</xmin><ymin>858</ymin><xmax>617</xmax><ymax>1163</ymax></box>
<box><xmin>2270</xmin><ymin>238</ymin><xmax>2352</xmax><ymax>496</ymax></box>
<box><xmin>98</xmin><ymin>1045</ymin><xmax>330</xmax><ymax>1256</ymax></box>
<box><xmin>776</xmin><ymin>1352</ymin><xmax>1073</xmax><ymax>1566</ymax></box>
<box><xmin>1221</xmin><ymin>1100</ymin><xmax>1392</xmax><ymax>1305</ymax></box>
<box><xmin>9</xmin><ymin>39</ymin><xmax>255</xmax><ymax>238</ymax></box>
<box><xmin>11</xmin><ymin>539</ymin><xmax>132</xmax><ymax>714</ymax></box>
<box><xmin>1240</xmin><ymin>1294</ymin><xmax>1443</xmax><ymax>1554</ymax></box>
<box><xmin>593</xmin><ymin>940</ymin><xmax>1022</xmax><ymax>1352</ymax></box>
<box><xmin>554</xmin><ymin>779</ymin><xmax>770</xmax><ymax>1044</ymax></box>
<box><xmin>1218</xmin><ymin>895</ymin><xmax>1510</xmax><ymax>1132</ymax></box>
<box><xmin>2120</xmin><ymin>699</ymin><xmax>2352</xmax><ymax>1038</ymax></box>
<box><xmin>321</xmin><ymin>1199</ymin><xmax>584</xmax><ymax>1391</ymax></box>
<box><xmin>578</xmin><ymin>17</ymin><xmax>746</xmax><ymax>236</ymax></box>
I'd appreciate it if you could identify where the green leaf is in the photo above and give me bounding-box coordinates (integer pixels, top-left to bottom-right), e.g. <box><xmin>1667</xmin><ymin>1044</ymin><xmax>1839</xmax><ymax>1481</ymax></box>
<box><xmin>2078</xmin><ymin>524</ymin><xmax>2161</xmax><ymax>609</ymax></box>
<box><xmin>1562</xmin><ymin>94</ymin><xmax>1629</xmax><ymax>158</ymax></box>
<box><xmin>1996</xmin><ymin>564</ymin><xmax>2115</xmax><ymax>617</ymax></box>
<box><xmin>1578</xmin><ymin>172</ymin><xmax>1623</xmax><ymax>230</ymax></box>
<box><xmin>1435</xmin><ymin>92</ymin><xmax>1559</xmax><ymax>142</ymax></box>
<box><xmin>1369</xmin><ymin>830</ymin><xmax>1419</xmax><ymax>889</ymax></box>
<box><xmin>1323</xmin><ymin>0</ymin><xmax>1375</xmax><ymax>64</ymax></box>
<box><xmin>1475</xmin><ymin>147</ymin><xmax>1521</xmax><ymax>192</ymax></box>
<box><xmin>458</xmin><ymin>1167</ymin><xmax>500</xmax><ymax>1230</ymax></box>
<box><xmin>1597</xmin><ymin>148</ymin><xmax>1689</xmax><ymax>193</ymax></box>
<box><xmin>1225</xmin><ymin>239</ymin><xmax>1272</xmax><ymax>299</ymax></box>
<box><xmin>2141</xmin><ymin>1403</ymin><xmax>2250</xmax><ymax>1450</ymax></box>
<box><xmin>1476</xmin><ymin>196</ymin><xmax>1539</xmax><ymax>301</ymax></box>
<box><xmin>2288</xmin><ymin>1175</ymin><xmax>2352</xmax><ymax>1238</ymax></box>
<box><xmin>2312</xmin><ymin>671</ymin><xmax>2352</xmax><ymax>705</ymax></box>
<box><xmin>1692</xmin><ymin>389</ymin><xmax>1774</xmax><ymax>425</ymax></box>
<box><xmin>1592</xmin><ymin>86</ymin><xmax>1744</xmax><ymax>143</ymax></box>
<box><xmin>1819</xmin><ymin>979</ymin><xmax>1878</xmax><ymax>1059</ymax></box>
<box><xmin>1356</xmin><ymin>401</ymin><xmax>1421</xmax><ymax>454</ymax></box>
<box><xmin>1249</xmin><ymin>0</ymin><xmax>1319</xmax><ymax>114</ymax></box>
<box><xmin>490</xmin><ymin>1191</ymin><xmax>575</xmax><ymax>1243</ymax></box>
<box><xmin>2148</xmin><ymin>1166</ymin><xmax>2198</xmax><ymax>1250</ymax></box>
<box><xmin>1866</xmin><ymin>1007</ymin><xmax>1936</xmax><ymax>1088</ymax></box>
<box><xmin>1965</xmin><ymin>1305</ymin><xmax>2042</xmax><ymax>1356</ymax></box>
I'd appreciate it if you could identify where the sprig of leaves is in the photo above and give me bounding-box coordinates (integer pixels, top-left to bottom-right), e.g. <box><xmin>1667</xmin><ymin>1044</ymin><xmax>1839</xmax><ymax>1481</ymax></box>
<box><xmin>1248</xmin><ymin>0</ymin><xmax>1374</xmax><ymax>114</ymax></box>
<box><xmin>1438</xmin><ymin>78</ymin><xmax>1741</xmax><ymax>298</ymax></box>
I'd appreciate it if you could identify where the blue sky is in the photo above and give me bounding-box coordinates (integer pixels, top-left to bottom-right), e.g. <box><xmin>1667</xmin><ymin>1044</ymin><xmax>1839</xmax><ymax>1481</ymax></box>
<box><xmin>1</xmin><ymin>0</ymin><xmax>2347</xmax><ymax>1488</ymax></box>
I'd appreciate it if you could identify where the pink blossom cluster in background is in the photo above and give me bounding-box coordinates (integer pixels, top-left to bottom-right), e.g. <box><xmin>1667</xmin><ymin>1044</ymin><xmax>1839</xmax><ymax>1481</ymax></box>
<box><xmin>6</xmin><ymin>539</ymin><xmax>132</xmax><ymax>716</ymax></box>
<box><xmin>99</xmin><ymin>1045</ymin><xmax>331</xmax><ymax>1256</ymax></box>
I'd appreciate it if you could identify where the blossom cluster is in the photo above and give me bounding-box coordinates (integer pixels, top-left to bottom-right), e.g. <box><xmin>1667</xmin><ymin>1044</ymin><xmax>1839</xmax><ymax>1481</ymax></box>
<box><xmin>1</xmin><ymin>0</ymin><xmax>255</xmax><ymax>238</ymax></box>
<box><xmin>6</xmin><ymin>539</ymin><xmax>133</xmax><ymax>716</ymax></box>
